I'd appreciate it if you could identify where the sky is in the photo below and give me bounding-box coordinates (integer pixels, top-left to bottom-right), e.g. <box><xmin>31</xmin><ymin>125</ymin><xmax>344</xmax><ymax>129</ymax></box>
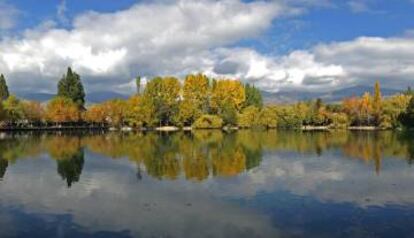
<box><xmin>0</xmin><ymin>0</ymin><xmax>414</xmax><ymax>95</ymax></box>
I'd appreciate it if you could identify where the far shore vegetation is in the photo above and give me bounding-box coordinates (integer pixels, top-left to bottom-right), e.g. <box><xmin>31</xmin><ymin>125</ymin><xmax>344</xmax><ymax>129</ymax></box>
<box><xmin>0</xmin><ymin>67</ymin><xmax>413</xmax><ymax>131</ymax></box>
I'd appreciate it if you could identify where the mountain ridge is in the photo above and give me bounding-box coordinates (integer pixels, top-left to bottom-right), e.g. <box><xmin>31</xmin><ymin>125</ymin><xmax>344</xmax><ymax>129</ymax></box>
<box><xmin>262</xmin><ymin>85</ymin><xmax>402</xmax><ymax>104</ymax></box>
<box><xmin>14</xmin><ymin>85</ymin><xmax>404</xmax><ymax>104</ymax></box>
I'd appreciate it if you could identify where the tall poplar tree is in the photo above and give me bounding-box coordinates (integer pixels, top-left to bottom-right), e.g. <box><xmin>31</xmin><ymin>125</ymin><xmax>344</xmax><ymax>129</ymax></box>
<box><xmin>0</xmin><ymin>74</ymin><xmax>10</xmax><ymax>100</ymax></box>
<box><xmin>373</xmin><ymin>81</ymin><xmax>382</xmax><ymax>124</ymax></box>
<box><xmin>57</xmin><ymin>67</ymin><xmax>86</xmax><ymax>108</ymax></box>
<box><xmin>136</xmin><ymin>76</ymin><xmax>141</xmax><ymax>95</ymax></box>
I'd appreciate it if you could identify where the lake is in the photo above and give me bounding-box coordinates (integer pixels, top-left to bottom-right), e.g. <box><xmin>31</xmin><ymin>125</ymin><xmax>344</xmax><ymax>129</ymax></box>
<box><xmin>0</xmin><ymin>130</ymin><xmax>414</xmax><ymax>238</ymax></box>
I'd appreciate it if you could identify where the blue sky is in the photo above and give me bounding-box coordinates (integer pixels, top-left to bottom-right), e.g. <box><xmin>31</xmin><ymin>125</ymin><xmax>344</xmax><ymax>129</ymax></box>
<box><xmin>1</xmin><ymin>0</ymin><xmax>414</xmax><ymax>93</ymax></box>
<box><xmin>10</xmin><ymin>0</ymin><xmax>414</xmax><ymax>52</ymax></box>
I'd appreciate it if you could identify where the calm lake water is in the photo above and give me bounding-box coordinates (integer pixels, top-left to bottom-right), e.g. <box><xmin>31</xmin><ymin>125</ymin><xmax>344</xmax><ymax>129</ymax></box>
<box><xmin>1</xmin><ymin>130</ymin><xmax>414</xmax><ymax>238</ymax></box>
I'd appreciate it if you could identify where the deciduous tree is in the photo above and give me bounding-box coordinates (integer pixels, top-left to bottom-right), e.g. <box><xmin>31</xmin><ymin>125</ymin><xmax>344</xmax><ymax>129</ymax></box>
<box><xmin>143</xmin><ymin>76</ymin><xmax>180</xmax><ymax>126</ymax></box>
<box><xmin>46</xmin><ymin>96</ymin><xmax>80</xmax><ymax>124</ymax></box>
<box><xmin>211</xmin><ymin>79</ymin><xmax>245</xmax><ymax>113</ymax></box>
<box><xmin>3</xmin><ymin>95</ymin><xmax>24</xmax><ymax>122</ymax></box>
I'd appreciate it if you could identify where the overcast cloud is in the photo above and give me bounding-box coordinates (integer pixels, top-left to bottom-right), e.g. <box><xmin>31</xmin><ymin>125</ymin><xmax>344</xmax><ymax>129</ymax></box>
<box><xmin>0</xmin><ymin>0</ymin><xmax>413</xmax><ymax>94</ymax></box>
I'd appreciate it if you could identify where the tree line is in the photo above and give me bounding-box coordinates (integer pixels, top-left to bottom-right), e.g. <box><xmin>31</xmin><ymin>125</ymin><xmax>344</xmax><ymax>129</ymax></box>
<box><xmin>0</xmin><ymin>68</ymin><xmax>413</xmax><ymax>130</ymax></box>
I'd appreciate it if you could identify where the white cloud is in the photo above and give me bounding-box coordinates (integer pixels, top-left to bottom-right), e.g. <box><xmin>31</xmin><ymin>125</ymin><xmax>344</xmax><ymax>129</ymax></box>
<box><xmin>0</xmin><ymin>1</ymin><xmax>19</xmax><ymax>30</ymax></box>
<box><xmin>208</xmin><ymin>34</ymin><xmax>414</xmax><ymax>92</ymax></box>
<box><xmin>347</xmin><ymin>0</ymin><xmax>385</xmax><ymax>14</ymax></box>
<box><xmin>313</xmin><ymin>36</ymin><xmax>414</xmax><ymax>88</ymax></box>
<box><xmin>0</xmin><ymin>0</ymin><xmax>413</xmax><ymax>95</ymax></box>
<box><xmin>57</xmin><ymin>0</ymin><xmax>68</xmax><ymax>24</ymax></box>
<box><xmin>208</xmin><ymin>48</ymin><xmax>345</xmax><ymax>92</ymax></box>
<box><xmin>0</xmin><ymin>0</ymin><xmax>285</xmax><ymax>93</ymax></box>
<box><xmin>0</xmin><ymin>152</ymin><xmax>280</xmax><ymax>237</ymax></box>
<box><xmin>347</xmin><ymin>0</ymin><xmax>370</xmax><ymax>13</ymax></box>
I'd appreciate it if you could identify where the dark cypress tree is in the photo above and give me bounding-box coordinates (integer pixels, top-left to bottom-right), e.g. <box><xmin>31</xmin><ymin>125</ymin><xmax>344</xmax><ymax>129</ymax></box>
<box><xmin>244</xmin><ymin>84</ymin><xmax>263</xmax><ymax>108</ymax></box>
<box><xmin>0</xmin><ymin>74</ymin><xmax>10</xmax><ymax>100</ymax></box>
<box><xmin>57</xmin><ymin>67</ymin><xmax>85</xmax><ymax>108</ymax></box>
<box><xmin>399</xmin><ymin>97</ymin><xmax>414</xmax><ymax>128</ymax></box>
<box><xmin>221</xmin><ymin>99</ymin><xmax>237</xmax><ymax>126</ymax></box>
<box><xmin>405</xmin><ymin>86</ymin><xmax>414</xmax><ymax>96</ymax></box>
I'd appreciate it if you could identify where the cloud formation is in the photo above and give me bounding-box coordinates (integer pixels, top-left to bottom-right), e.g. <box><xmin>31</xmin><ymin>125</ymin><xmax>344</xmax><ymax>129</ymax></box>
<box><xmin>0</xmin><ymin>1</ymin><xmax>19</xmax><ymax>30</ymax></box>
<box><xmin>0</xmin><ymin>0</ymin><xmax>413</xmax><ymax>95</ymax></box>
<box><xmin>0</xmin><ymin>0</ymin><xmax>285</xmax><ymax>93</ymax></box>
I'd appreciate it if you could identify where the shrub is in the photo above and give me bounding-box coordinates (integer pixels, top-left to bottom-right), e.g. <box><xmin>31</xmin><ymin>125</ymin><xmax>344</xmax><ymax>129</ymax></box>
<box><xmin>329</xmin><ymin>112</ymin><xmax>349</xmax><ymax>129</ymax></box>
<box><xmin>258</xmin><ymin>106</ymin><xmax>278</xmax><ymax>128</ymax></box>
<box><xmin>237</xmin><ymin>106</ymin><xmax>260</xmax><ymax>128</ymax></box>
<box><xmin>192</xmin><ymin>115</ymin><xmax>223</xmax><ymax>129</ymax></box>
<box><xmin>379</xmin><ymin>114</ymin><xmax>393</xmax><ymax>129</ymax></box>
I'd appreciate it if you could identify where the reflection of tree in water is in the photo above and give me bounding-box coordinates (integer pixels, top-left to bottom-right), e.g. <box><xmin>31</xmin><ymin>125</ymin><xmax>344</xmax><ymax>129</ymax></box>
<box><xmin>56</xmin><ymin>149</ymin><xmax>84</xmax><ymax>187</ymax></box>
<box><xmin>398</xmin><ymin>132</ymin><xmax>414</xmax><ymax>165</ymax></box>
<box><xmin>46</xmin><ymin>136</ymin><xmax>85</xmax><ymax>187</ymax></box>
<box><xmin>244</xmin><ymin>148</ymin><xmax>262</xmax><ymax>170</ymax></box>
<box><xmin>1</xmin><ymin>130</ymin><xmax>414</xmax><ymax>182</ymax></box>
<box><xmin>0</xmin><ymin>159</ymin><xmax>8</xmax><ymax>179</ymax></box>
<box><xmin>80</xmin><ymin>130</ymin><xmax>414</xmax><ymax>180</ymax></box>
<box><xmin>83</xmin><ymin>131</ymin><xmax>264</xmax><ymax>181</ymax></box>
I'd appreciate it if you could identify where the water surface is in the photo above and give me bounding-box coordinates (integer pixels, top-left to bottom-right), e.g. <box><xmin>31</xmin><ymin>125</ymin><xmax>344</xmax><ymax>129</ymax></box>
<box><xmin>1</xmin><ymin>130</ymin><xmax>414</xmax><ymax>238</ymax></box>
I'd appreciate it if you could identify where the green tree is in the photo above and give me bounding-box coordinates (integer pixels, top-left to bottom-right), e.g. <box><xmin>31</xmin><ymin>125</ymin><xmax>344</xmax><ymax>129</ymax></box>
<box><xmin>404</xmin><ymin>86</ymin><xmax>413</xmax><ymax>96</ymax></box>
<box><xmin>125</xmin><ymin>95</ymin><xmax>157</xmax><ymax>127</ymax></box>
<box><xmin>237</xmin><ymin>106</ymin><xmax>260</xmax><ymax>128</ymax></box>
<box><xmin>0</xmin><ymin>74</ymin><xmax>10</xmax><ymax>100</ymax></box>
<box><xmin>57</xmin><ymin>67</ymin><xmax>86</xmax><ymax>108</ymax></box>
<box><xmin>178</xmin><ymin>74</ymin><xmax>210</xmax><ymax>125</ymax></box>
<box><xmin>221</xmin><ymin>100</ymin><xmax>237</xmax><ymax>126</ymax></box>
<box><xmin>177</xmin><ymin>99</ymin><xmax>201</xmax><ymax>126</ymax></box>
<box><xmin>276</xmin><ymin>106</ymin><xmax>303</xmax><ymax>129</ymax></box>
<box><xmin>399</xmin><ymin>97</ymin><xmax>414</xmax><ymax>128</ymax></box>
<box><xmin>192</xmin><ymin>115</ymin><xmax>223</xmax><ymax>129</ymax></box>
<box><xmin>143</xmin><ymin>76</ymin><xmax>180</xmax><ymax>126</ymax></box>
<box><xmin>136</xmin><ymin>76</ymin><xmax>141</xmax><ymax>95</ymax></box>
<box><xmin>373</xmin><ymin>81</ymin><xmax>382</xmax><ymax>125</ymax></box>
<box><xmin>244</xmin><ymin>84</ymin><xmax>263</xmax><ymax>108</ymax></box>
<box><xmin>3</xmin><ymin>95</ymin><xmax>24</xmax><ymax>122</ymax></box>
<box><xmin>382</xmin><ymin>94</ymin><xmax>411</xmax><ymax>128</ymax></box>
<box><xmin>211</xmin><ymin>79</ymin><xmax>245</xmax><ymax>114</ymax></box>
<box><xmin>258</xmin><ymin>106</ymin><xmax>278</xmax><ymax>128</ymax></box>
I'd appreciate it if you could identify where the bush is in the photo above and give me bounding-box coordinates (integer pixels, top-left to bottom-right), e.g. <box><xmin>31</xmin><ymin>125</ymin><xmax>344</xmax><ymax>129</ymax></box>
<box><xmin>192</xmin><ymin>115</ymin><xmax>223</xmax><ymax>129</ymax></box>
<box><xmin>379</xmin><ymin>114</ymin><xmax>393</xmax><ymax>129</ymax></box>
<box><xmin>276</xmin><ymin>107</ymin><xmax>302</xmax><ymax>129</ymax></box>
<box><xmin>329</xmin><ymin>112</ymin><xmax>349</xmax><ymax>129</ymax></box>
<box><xmin>258</xmin><ymin>106</ymin><xmax>278</xmax><ymax>128</ymax></box>
<box><xmin>237</xmin><ymin>106</ymin><xmax>260</xmax><ymax>128</ymax></box>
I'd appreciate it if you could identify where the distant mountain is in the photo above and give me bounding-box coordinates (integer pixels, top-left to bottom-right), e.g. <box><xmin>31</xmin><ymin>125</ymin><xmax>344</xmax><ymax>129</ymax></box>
<box><xmin>263</xmin><ymin>85</ymin><xmax>402</xmax><ymax>104</ymax></box>
<box><xmin>15</xmin><ymin>92</ymin><xmax>55</xmax><ymax>102</ymax></box>
<box><xmin>15</xmin><ymin>85</ymin><xmax>403</xmax><ymax>105</ymax></box>
<box><xmin>86</xmin><ymin>91</ymin><xmax>129</xmax><ymax>103</ymax></box>
<box><xmin>15</xmin><ymin>91</ymin><xmax>130</xmax><ymax>103</ymax></box>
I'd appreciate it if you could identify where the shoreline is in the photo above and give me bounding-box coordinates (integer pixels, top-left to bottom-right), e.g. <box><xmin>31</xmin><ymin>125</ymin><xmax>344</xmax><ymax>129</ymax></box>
<box><xmin>0</xmin><ymin>125</ymin><xmax>396</xmax><ymax>132</ymax></box>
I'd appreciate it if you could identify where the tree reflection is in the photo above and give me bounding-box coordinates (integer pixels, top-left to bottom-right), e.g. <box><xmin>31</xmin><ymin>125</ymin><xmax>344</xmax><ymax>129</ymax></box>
<box><xmin>56</xmin><ymin>149</ymin><xmax>84</xmax><ymax>187</ymax></box>
<box><xmin>0</xmin><ymin>158</ymin><xmax>8</xmax><ymax>179</ymax></box>
<box><xmin>397</xmin><ymin>132</ymin><xmax>414</xmax><ymax>164</ymax></box>
<box><xmin>1</xmin><ymin>130</ymin><xmax>414</xmax><ymax>180</ymax></box>
<box><xmin>46</xmin><ymin>136</ymin><xmax>85</xmax><ymax>187</ymax></box>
